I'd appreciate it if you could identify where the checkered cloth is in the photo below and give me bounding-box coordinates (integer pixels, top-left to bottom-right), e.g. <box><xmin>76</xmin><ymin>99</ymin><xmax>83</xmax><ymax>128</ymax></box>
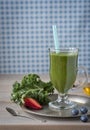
<box><xmin>0</xmin><ymin>0</ymin><xmax>90</xmax><ymax>74</ymax></box>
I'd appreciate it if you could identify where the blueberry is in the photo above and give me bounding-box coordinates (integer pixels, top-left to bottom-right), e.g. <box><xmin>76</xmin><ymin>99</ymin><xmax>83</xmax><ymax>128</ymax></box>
<box><xmin>80</xmin><ymin>107</ymin><xmax>88</xmax><ymax>114</ymax></box>
<box><xmin>71</xmin><ymin>108</ymin><xmax>79</xmax><ymax>116</ymax></box>
<box><xmin>80</xmin><ymin>115</ymin><xmax>88</xmax><ymax>122</ymax></box>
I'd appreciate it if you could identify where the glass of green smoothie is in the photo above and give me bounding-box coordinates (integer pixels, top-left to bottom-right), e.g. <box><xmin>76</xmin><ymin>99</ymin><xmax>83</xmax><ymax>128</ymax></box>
<box><xmin>49</xmin><ymin>48</ymin><xmax>88</xmax><ymax>111</ymax></box>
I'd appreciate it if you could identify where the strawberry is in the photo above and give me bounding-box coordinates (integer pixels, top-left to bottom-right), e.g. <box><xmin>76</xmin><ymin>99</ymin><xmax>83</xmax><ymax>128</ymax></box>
<box><xmin>24</xmin><ymin>98</ymin><xmax>42</xmax><ymax>110</ymax></box>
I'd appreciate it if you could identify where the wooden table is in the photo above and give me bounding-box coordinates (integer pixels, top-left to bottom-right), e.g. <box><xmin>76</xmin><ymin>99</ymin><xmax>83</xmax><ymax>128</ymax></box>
<box><xmin>0</xmin><ymin>74</ymin><xmax>90</xmax><ymax>130</ymax></box>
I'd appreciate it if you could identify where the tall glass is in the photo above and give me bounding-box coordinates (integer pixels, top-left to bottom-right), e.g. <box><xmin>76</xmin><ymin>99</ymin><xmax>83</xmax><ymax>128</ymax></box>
<box><xmin>49</xmin><ymin>48</ymin><xmax>88</xmax><ymax>111</ymax></box>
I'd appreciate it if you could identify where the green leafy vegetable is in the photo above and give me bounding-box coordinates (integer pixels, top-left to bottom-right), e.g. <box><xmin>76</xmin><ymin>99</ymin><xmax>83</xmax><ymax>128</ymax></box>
<box><xmin>11</xmin><ymin>74</ymin><xmax>54</xmax><ymax>105</ymax></box>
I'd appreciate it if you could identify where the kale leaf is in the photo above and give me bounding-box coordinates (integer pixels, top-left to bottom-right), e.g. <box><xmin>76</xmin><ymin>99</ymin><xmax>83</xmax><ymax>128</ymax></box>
<box><xmin>11</xmin><ymin>74</ymin><xmax>54</xmax><ymax>105</ymax></box>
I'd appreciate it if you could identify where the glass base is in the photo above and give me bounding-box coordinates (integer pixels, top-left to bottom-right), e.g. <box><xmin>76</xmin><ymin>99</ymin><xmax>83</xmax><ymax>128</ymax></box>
<box><xmin>49</xmin><ymin>95</ymin><xmax>77</xmax><ymax>111</ymax></box>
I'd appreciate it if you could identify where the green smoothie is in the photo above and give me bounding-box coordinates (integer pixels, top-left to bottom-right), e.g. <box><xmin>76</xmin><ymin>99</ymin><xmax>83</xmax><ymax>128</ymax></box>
<box><xmin>50</xmin><ymin>52</ymin><xmax>78</xmax><ymax>94</ymax></box>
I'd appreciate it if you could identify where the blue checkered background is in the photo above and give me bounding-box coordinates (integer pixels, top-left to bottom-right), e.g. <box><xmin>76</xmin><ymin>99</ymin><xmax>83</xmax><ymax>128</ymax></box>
<box><xmin>0</xmin><ymin>0</ymin><xmax>90</xmax><ymax>74</ymax></box>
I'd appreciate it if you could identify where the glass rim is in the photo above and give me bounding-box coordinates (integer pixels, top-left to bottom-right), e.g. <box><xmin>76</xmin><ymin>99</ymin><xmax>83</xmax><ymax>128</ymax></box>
<box><xmin>49</xmin><ymin>47</ymin><xmax>78</xmax><ymax>53</ymax></box>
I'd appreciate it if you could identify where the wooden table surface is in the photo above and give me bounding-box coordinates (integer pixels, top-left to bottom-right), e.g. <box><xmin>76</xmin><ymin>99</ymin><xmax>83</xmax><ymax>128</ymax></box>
<box><xmin>0</xmin><ymin>74</ymin><xmax>90</xmax><ymax>130</ymax></box>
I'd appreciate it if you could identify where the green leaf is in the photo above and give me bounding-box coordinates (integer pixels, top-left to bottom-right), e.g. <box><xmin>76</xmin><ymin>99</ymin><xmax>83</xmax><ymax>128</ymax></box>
<box><xmin>11</xmin><ymin>74</ymin><xmax>54</xmax><ymax>105</ymax></box>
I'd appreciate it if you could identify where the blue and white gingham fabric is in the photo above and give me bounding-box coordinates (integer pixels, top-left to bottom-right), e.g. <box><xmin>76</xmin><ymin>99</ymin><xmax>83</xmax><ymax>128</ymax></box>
<box><xmin>0</xmin><ymin>0</ymin><xmax>90</xmax><ymax>74</ymax></box>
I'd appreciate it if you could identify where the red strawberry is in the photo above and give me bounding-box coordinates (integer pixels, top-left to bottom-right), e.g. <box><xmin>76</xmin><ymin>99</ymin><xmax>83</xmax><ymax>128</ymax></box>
<box><xmin>24</xmin><ymin>98</ymin><xmax>42</xmax><ymax>110</ymax></box>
